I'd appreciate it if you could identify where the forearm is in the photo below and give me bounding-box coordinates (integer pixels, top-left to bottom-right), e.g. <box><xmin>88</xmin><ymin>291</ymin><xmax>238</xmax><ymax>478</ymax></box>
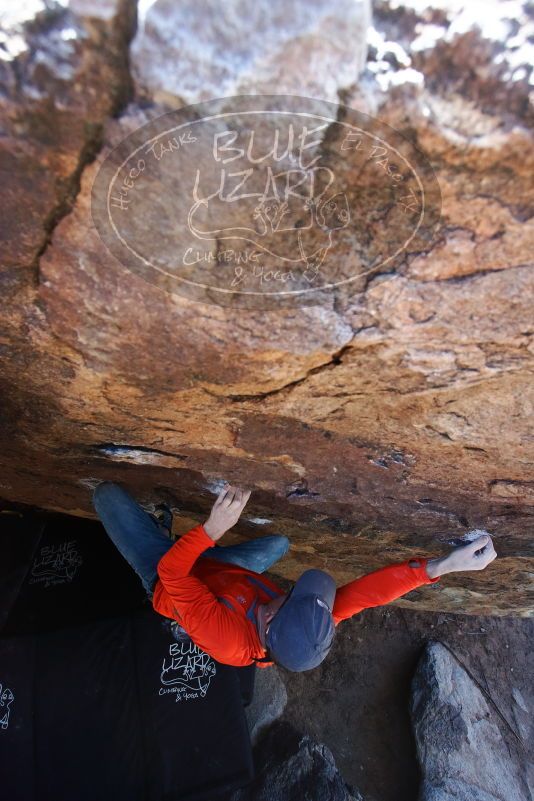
<box><xmin>333</xmin><ymin>558</ymin><xmax>439</xmax><ymax>623</ymax></box>
<box><xmin>157</xmin><ymin>525</ymin><xmax>214</xmax><ymax>581</ymax></box>
<box><xmin>425</xmin><ymin>555</ymin><xmax>451</xmax><ymax>579</ymax></box>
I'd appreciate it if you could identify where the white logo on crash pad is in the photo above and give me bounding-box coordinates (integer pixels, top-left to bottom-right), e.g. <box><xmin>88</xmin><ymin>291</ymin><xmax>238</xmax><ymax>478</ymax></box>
<box><xmin>159</xmin><ymin>641</ymin><xmax>216</xmax><ymax>702</ymax></box>
<box><xmin>0</xmin><ymin>684</ymin><xmax>14</xmax><ymax>730</ymax></box>
<box><xmin>29</xmin><ymin>540</ymin><xmax>83</xmax><ymax>587</ymax></box>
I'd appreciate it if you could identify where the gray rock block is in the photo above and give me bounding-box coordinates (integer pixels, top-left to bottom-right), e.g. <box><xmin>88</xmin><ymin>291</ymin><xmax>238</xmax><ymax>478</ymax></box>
<box><xmin>131</xmin><ymin>0</ymin><xmax>371</xmax><ymax>105</ymax></box>
<box><xmin>231</xmin><ymin>725</ymin><xmax>363</xmax><ymax>801</ymax></box>
<box><xmin>411</xmin><ymin>642</ymin><xmax>530</xmax><ymax>801</ymax></box>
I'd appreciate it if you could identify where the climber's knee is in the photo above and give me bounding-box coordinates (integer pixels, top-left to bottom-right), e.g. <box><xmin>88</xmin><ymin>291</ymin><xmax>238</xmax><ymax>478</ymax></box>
<box><xmin>92</xmin><ymin>481</ymin><xmax>124</xmax><ymax>510</ymax></box>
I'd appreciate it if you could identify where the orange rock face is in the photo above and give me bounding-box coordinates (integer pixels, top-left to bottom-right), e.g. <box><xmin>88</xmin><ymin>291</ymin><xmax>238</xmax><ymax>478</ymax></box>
<box><xmin>0</xmin><ymin>0</ymin><xmax>532</xmax><ymax>614</ymax></box>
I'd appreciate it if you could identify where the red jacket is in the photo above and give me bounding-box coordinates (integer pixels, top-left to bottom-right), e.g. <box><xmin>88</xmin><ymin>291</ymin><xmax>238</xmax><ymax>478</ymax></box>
<box><xmin>152</xmin><ymin>525</ymin><xmax>440</xmax><ymax>668</ymax></box>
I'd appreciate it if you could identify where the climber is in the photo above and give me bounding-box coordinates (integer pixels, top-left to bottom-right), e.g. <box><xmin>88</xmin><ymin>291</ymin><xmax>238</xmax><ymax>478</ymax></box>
<box><xmin>93</xmin><ymin>482</ymin><xmax>497</xmax><ymax>672</ymax></box>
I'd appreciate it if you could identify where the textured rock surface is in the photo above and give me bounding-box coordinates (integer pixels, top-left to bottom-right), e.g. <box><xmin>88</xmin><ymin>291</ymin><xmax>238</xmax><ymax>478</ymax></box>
<box><xmin>1</xmin><ymin>0</ymin><xmax>533</xmax><ymax>614</ymax></box>
<box><xmin>259</xmin><ymin>606</ymin><xmax>534</xmax><ymax>801</ymax></box>
<box><xmin>0</xmin><ymin>0</ymin><xmax>135</xmax><ymax>282</ymax></box>
<box><xmin>229</xmin><ymin>724</ymin><xmax>363</xmax><ymax>801</ymax></box>
<box><xmin>410</xmin><ymin>641</ymin><xmax>531</xmax><ymax>801</ymax></box>
<box><xmin>245</xmin><ymin>665</ymin><xmax>288</xmax><ymax>745</ymax></box>
<box><xmin>132</xmin><ymin>0</ymin><xmax>371</xmax><ymax>106</ymax></box>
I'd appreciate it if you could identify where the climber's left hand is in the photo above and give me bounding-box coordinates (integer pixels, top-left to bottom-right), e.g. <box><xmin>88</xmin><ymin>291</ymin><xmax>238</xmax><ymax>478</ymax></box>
<box><xmin>203</xmin><ymin>484</ymin><xmax>252</xmax><ymax>541</ymax></box>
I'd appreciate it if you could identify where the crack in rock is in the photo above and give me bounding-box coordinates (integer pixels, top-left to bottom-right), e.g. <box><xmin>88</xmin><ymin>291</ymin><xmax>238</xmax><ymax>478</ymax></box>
<box><xmin>25</xmin><ymin>0</ymin><xmax>138</xmax><ymax>285</ymax></box>
<box><xmin>223</xmin><ymin>343</ymin><xmax>355</xmax><ymax>402</ymax></box>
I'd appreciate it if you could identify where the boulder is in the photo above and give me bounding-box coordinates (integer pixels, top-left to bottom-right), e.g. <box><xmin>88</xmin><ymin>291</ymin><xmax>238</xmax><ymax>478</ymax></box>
<box><xmin>411</xmin><ymin>642</ymin><xmax>530</xmax><ymax>801</ymax></box>
<box><xmin>231</xmin><ymin>723</ymin><xmax>363</xmax><ymax>801</ymax></box>
<box><xmin>131</xmin><ymin>0</ymin><xmax>371</xmax><ymax>106</ymax></box>
<box><xmin>0</xmin><ymin>0</ymin><xmax>532</xmax><ymax>615</ymax></box>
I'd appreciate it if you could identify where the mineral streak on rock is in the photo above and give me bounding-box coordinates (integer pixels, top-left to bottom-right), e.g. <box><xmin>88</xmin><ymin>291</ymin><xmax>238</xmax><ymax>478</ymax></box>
<box><xmin>0</xmin><ymin>0</ymin><xmax>533</xmax><ymax>615</ymax></box>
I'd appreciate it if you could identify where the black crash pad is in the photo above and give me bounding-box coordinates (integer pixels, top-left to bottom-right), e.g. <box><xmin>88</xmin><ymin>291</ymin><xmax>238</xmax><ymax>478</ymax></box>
<box><xmin>2</xmin><ymin>510</ymin><xmax>146</xmax><ymax>635</ymax></box>
<box><xmin>0</xmin><ymin>511</ymin><xmax>255</xmax><ymax>801</ymax></box>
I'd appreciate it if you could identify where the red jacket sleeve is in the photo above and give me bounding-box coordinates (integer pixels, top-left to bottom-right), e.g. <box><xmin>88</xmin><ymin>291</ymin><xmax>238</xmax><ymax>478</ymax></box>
<box><xmin>155</xmin><ymin>525</ymin><xmax>246</xmax><ymax>659</ymax></box>
<box><xmin>332</xmin><ymin>558</ymin><xmax>439</xmax><ymax>624</ymax></box>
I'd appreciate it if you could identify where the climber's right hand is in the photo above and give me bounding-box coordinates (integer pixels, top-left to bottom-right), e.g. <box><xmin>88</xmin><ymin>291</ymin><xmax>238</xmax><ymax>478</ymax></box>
<box><xmin>426</xmin><ymin>534</ymin><xmax>497</xmax><ymax>578</ymax></box>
